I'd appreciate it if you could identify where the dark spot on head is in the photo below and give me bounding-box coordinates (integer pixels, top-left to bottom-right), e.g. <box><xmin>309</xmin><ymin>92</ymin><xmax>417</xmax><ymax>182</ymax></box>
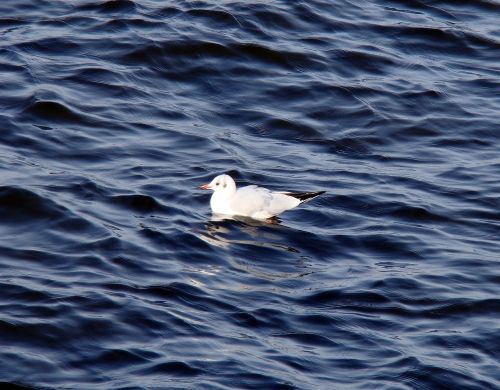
<box><xmin>216</xmin><ymin>182</ymin><xmax>219</xmax><ymax>186</ymax></box>
<box><xmin>223</xmin><ymin>184</ymin><xmax>227</xmax><ymax>188</ymax></box>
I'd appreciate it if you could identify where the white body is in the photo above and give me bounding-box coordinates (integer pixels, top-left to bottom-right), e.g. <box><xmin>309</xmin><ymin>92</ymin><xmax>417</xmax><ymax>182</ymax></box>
<box><xmin>201</xmin><ymin>174</ymin><xmax>301</xmax><ymax>220</ymax></box>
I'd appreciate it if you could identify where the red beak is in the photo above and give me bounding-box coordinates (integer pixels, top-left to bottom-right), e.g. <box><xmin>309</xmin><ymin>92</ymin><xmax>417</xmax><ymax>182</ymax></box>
<box><xmin>199</xmin><ymin>183</ymin><xmax>211</xmax><ymax>190</ymax></box>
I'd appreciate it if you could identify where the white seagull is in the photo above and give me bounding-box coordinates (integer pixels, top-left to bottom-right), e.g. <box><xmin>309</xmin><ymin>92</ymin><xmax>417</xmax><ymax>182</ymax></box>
<box><xmin>199</xmin><ymin>174</ymin><xmax>325</xmax><ymax>221</ymax></box>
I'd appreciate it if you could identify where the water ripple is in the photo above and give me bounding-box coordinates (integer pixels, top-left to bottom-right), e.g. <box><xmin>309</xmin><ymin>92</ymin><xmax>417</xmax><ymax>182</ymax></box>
<box><xmin>0</xmin><ymin>0</ymin><xmax>498</xmax><ymax>389</ymax></box>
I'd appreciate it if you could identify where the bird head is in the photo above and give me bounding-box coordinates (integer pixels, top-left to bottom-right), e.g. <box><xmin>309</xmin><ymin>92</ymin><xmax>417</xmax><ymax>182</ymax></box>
<box><xmin>199</xmin><ymin>174</ymin><xmax>236</xmax><ymax>194</ymax></box>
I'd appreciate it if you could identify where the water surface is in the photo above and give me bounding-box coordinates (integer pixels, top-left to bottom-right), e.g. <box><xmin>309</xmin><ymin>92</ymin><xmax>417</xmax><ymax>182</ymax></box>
<box><xmin>0</xmin><ymin>0</ymin><xmax>499</xmax><ymax>389</ymax></box>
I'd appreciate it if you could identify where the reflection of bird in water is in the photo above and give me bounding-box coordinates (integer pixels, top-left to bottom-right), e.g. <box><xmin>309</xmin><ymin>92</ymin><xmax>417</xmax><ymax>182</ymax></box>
<box><xmin>195</xmin><ymin>218</ymin><xmax>300</xmax><ymax>253</ymax></box>
<box><xmin>199</xmin><ymin>174</ymin><xmax>325</xmax><ymax>222</ymax></box>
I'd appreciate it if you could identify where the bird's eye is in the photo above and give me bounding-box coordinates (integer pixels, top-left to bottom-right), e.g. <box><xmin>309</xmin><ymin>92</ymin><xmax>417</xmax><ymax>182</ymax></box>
<box><xmin>216</xmin><ymin>182</ymin><xmax>219</xmax><ymax>186</ymax></box>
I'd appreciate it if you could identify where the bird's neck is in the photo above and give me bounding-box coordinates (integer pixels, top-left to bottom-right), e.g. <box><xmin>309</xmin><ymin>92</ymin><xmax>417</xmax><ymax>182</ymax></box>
<box><xmin>210</xmin><ymin>189</ymin><xmax>235</xmax><ymax>214</ymax></box>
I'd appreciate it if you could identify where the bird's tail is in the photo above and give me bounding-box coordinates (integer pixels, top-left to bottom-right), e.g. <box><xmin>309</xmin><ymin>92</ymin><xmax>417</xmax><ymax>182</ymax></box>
<box><xmin>282</xmin><ymin>191</ymin><xmax>325</xmax><ymax>203</ymax></box>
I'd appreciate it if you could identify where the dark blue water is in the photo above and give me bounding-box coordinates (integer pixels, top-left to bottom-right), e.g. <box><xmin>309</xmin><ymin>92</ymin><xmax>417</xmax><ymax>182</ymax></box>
<box><xmin>1</xmin><ymin>0</ymin><xmax>499</xmax><ymax>388</ymax></box>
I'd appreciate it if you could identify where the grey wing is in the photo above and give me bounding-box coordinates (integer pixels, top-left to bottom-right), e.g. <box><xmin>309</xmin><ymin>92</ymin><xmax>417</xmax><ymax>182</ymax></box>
<box><xmin>230</xmin><ymin>186</ymin><xmax>300</xmax><ymax>217</ymax></box>
<box><xmin>230</xmin><ymin>186</ymin><xmax>272</xmax><ymax>216</ymax></box>
<box><xmin>265</xmin><ymin>192</ymin><xmax>301</xmax><ymax>216</ymax></box>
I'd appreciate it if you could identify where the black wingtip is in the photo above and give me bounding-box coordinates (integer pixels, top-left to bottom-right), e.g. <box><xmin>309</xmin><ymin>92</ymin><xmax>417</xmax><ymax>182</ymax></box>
<box><xmin>284</xmin><ymin>191</ymin><xmax>325</xmax><ymax>203</ymax></box>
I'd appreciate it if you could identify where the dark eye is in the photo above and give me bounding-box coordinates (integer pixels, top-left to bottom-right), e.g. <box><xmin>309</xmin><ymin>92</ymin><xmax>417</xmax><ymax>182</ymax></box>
<box><xmin>216</xmin><ymin>182</ymin><xmax>219</xmax><ymax>186</ymax></box>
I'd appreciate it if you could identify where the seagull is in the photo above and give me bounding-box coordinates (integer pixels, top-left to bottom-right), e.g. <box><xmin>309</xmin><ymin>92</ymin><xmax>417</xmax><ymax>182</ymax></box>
<box><xmin>199</xmin><ymin>174</ymin><xmax>325</xmax><ymax>221</ymax></box>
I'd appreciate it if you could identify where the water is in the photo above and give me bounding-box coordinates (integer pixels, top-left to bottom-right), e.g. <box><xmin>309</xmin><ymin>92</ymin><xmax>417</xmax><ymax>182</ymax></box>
<box><xmin>1</xmin><ymin>0</ymin><xmax>499</xmax><ymax>388</ymax></box>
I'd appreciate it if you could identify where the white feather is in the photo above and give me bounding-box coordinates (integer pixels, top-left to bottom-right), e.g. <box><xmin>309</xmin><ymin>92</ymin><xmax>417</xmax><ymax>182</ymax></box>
<box><xmin>202</xmin><ymin>174</ymin><xmax>307</xmax><ymax>220</ymax></box>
